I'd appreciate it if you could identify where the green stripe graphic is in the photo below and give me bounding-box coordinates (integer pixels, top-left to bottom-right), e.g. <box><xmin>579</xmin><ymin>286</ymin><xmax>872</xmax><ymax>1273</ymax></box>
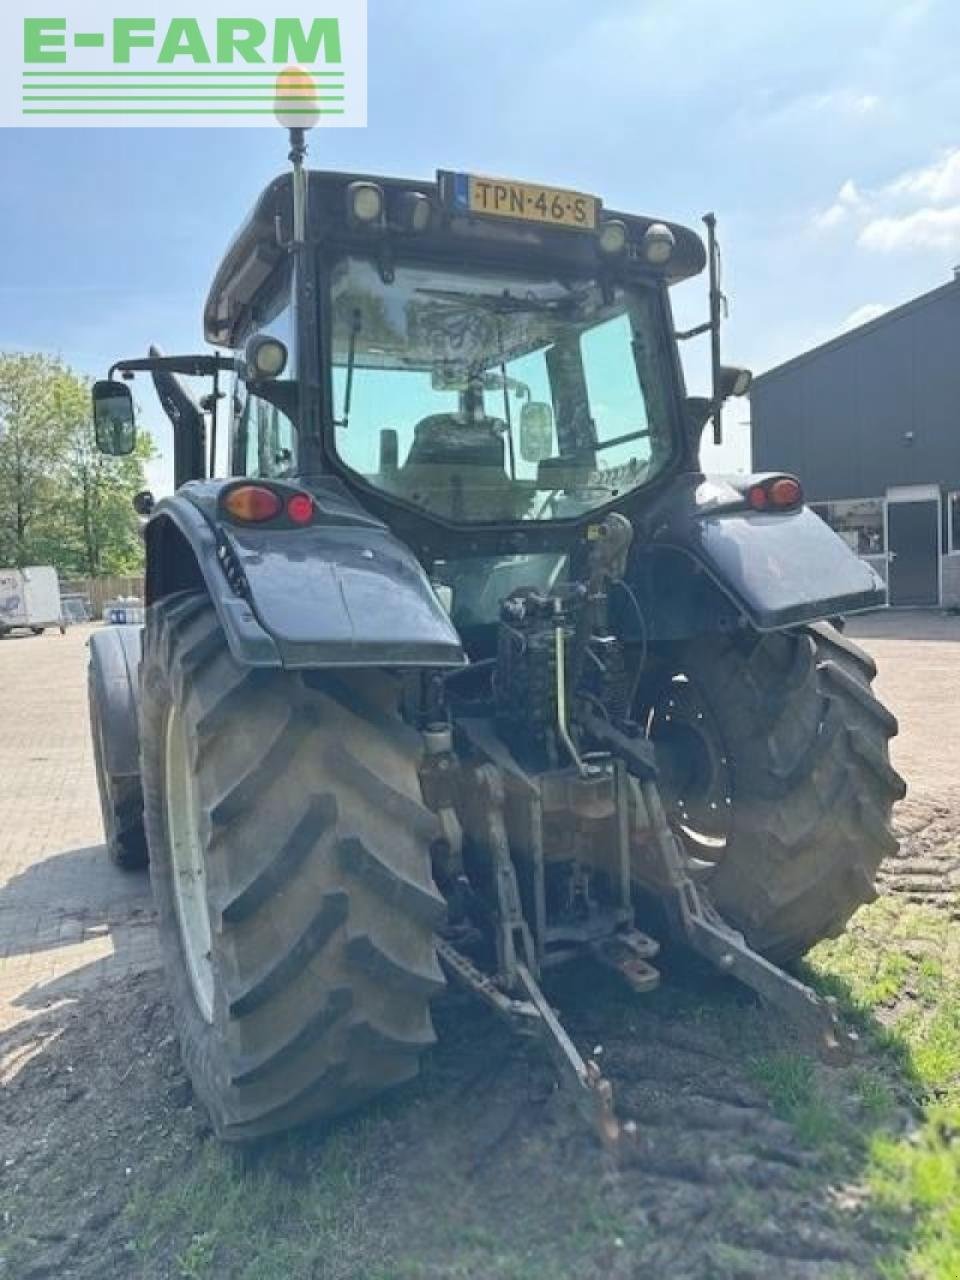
<box><xmin>23</xmin><ymin>96</ymin><xmax>345</xmax><ymax>102</ymax></box>
<box><xmin>22</xmin><ymin>83</ymin><xmax>346</xmax><ymax>92</ymax></box>
<box><xmin>22</xmin><ymin>108</ymin><xmax>346</xmax><ymax>115</ymax></box>
<box><xmin>22</xmin><ymin>70</ymin><xmax>345</xmax><ymax>77</ymax></box>
<box><xmin>20</xmin><ymin>65</ymin><xmax>352</xmax><ymax>117</ymax></box>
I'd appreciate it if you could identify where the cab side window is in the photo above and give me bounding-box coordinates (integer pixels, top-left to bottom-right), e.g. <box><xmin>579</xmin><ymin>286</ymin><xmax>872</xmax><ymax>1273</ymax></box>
<box><xmin>234</xmin><ymin>266</ymin><xmax>298</xmax><ymax>479</ymax></box>
<box><xmin>242</xmin><ymin>396</ymin><xmax>296</xmax><ymax>479</ymax></box>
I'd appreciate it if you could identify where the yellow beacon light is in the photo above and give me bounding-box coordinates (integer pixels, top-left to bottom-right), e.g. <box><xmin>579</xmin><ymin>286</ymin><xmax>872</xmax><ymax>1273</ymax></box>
<box><xmin>274</xmin><ymin>66</ymin><xmax>322</xmax><ymax>131</ymax></box>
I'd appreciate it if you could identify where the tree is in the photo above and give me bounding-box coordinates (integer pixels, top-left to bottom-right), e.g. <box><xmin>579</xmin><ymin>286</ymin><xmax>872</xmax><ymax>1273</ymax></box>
<box><xmin>0</xmin><ymin>354</ymin><xmax>74</xmax><ymax>567</ymax></box>
<box><xmin>54</xmin><ymin>417</ymin><xmax>153</xmax><ymax>578</ymax></box>
<box><xmin>0</xmin><ymin>352</ymin><xmax>153</xmax><ymax>576</ymax></box>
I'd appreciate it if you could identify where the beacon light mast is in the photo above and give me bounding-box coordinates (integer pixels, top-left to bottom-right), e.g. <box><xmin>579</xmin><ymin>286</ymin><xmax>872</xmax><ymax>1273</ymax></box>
<box><xmin>274</xmin><ymin>66</ymin><xmax>323</xmax><ymax>243</ymax></box>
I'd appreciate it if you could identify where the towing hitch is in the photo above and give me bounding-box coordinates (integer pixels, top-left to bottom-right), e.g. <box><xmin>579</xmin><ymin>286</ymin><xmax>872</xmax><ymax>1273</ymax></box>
<box><xmin>427</xmin><ymin>706</ymin><xmax>855</xmax><ymax>1152</ymax></box>
<box><xmin>436</xmin><ymin>762</ymin><xmax>855</xmax><ymax>1153</ymax></box>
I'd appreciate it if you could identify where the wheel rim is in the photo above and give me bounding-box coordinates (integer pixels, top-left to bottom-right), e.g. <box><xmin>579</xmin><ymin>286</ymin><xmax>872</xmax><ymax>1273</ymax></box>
<box><xmin>165</xmin><ymin>704</ymin><xmax>215</xmax><ymax>1022</ymax></box>
<box><xmin>644</xmin><ymin>673</ymin><xmax>733</xmax><ymax>860</ymax></box>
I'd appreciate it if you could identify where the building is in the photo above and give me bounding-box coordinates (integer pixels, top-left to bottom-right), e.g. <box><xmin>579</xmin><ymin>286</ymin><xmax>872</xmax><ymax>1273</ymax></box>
<box><xmin>750</xmin><ymin>274</ymin><xmax>960</xmax><ymax>608</ymax></box>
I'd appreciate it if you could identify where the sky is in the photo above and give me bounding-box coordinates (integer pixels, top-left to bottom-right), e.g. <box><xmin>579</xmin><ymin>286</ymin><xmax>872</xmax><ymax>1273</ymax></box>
<box><xmin>0</xmin><ymin>0</ymin><xmax>958</xmax><ymax>494</ymax></box>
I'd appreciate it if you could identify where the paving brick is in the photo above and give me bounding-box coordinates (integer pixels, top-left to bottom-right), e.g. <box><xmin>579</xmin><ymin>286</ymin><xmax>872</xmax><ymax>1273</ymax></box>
<box><xmin>0</xmin><ymin>625</ymin><xmax>157</xmax><ymax>1026</ymax></box>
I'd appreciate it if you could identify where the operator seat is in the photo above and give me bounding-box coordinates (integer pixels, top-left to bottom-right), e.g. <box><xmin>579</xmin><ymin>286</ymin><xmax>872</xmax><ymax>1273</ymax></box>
<box><xmin>398</xmin><ymin>413</ymin><xmax>529</xmax><ymax>520</ymax></box>
<box><xmin>405</xmin><ymin>413</ymin><xmax>506</xmax><ymax>469</ymax></box>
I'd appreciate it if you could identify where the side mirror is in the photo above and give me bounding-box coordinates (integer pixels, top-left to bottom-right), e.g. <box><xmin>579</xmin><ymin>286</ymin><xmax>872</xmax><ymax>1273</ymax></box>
<box><xmin>132</xmin><ymin>489</ymin><xmax>155</xmax><ymax>516</ymax></box>
<box><xmin>519</xmin><ymin>401</ymin><xmax>554</xmax><ymax>464</ymax></box>
<box><xmin>719</xmin><ymin>366</ymin><xmax>753</xmax><ymax>399</ymax></box>
<box><xmin>92</xmin><ymin>380</ymin><xmax>136</xmax><ymax>455</ymax></box>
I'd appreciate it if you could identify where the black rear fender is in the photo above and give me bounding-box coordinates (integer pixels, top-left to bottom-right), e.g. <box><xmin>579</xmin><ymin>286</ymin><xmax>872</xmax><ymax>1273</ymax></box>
<box><xmin>144</xmin><ymin>482</ymin><xmax>465</xmax><ymax>671</ymax></box>
<box><xmin>629</xmin><ymin>474</ymin><xmax>885</xmax><ymax>640</ymax></box>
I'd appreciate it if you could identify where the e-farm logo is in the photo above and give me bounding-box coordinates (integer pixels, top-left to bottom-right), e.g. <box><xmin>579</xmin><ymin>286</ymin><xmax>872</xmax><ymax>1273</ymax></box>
<box><xmin>0</xmin><ymin>1</ymin><xmax>366</xmax><ymax>127</ymax></box>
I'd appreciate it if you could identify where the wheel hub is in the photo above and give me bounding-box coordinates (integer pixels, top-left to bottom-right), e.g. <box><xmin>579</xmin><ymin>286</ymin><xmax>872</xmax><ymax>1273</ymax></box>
<box><xmin>165</xmin><ymin>704</ymin><xmax>215</xmax><ymax>1022</ymax></box>
<box><xmin>645</xmin><ymin>674</ymin><xmax>733</xmax><ymax>857</ymax></box>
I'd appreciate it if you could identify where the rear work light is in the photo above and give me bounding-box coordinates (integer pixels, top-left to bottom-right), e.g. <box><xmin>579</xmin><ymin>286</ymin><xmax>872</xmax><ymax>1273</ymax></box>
<box><xmin>746</xmin><ymin>475</ymin><xmax>803</xmax><ymax>512</ymax></box>
<box><xmin>222</xmin><ymin>485</ymin><xmax>283</xmax><ymax>523</ymax></box>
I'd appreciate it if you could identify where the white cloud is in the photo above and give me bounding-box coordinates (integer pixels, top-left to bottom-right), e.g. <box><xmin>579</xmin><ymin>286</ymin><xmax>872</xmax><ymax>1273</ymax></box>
<box><xmin>752</xmin><ymin>88</ymin><xmax>882</xmax><ymax>138</ymax></box>
<box><xmin>813</xmin><ymin>178</ymin><xmax>864</xmax><ymax>230</ymax></box>
<box><xmin>838</xmin><ymin>302</ymin><xmax>890</xmax><ymax>333</ymax></box>
<box><xmin>859</xmin><ymin>205</ymin><xmax>960</xmax><ymax>252</ymax></box>
<box><xmin>813</xmin><ymin>147</ymin><xmax>960</xmax><ymax>255</ymax></box>
<box><xmin>852</xmin><ymin>93</ymin><xmax>880</xmax><ymax>116</ymax></box>
<box><xmin>886</xmin><ymin>149</ymin><xmax>960</xmax><ymax>204</ymax></box>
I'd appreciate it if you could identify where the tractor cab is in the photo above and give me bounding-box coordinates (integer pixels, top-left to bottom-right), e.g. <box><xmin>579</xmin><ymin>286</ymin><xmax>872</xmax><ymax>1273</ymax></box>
<box><xmin>203</xmin><ymin>168</ymin><xmax>709</xmax><ymax>527</ymax></box>
<box><xmin>187</xmin><ymin>166</ymin><xmax>738</xmax><ymax>644</ymax></box>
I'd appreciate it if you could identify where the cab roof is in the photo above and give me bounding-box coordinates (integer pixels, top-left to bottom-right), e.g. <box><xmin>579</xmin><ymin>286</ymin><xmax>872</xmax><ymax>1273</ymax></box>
<box><xmin>204</xmin><ymin>169</ymin><xmax>707</xmax><ymax>349</ymax></box>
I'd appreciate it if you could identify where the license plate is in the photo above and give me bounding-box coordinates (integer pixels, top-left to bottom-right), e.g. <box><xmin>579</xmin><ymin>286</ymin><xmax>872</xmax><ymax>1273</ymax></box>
<box><xmin>447</xmin><ymin>173</ymin><xmax>598</xmax><ymax>231</ymax></box>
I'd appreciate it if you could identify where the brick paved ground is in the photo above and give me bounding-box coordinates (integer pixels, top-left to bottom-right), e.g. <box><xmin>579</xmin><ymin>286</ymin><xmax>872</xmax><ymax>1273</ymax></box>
<box><xmin>846</xmin><ymin>608</ymin><xmax>960</xmax><ymax>800</ymax></box>
<box><xmin>0</xmin><ymin>610</ymin><xmax>956</xmax><ymax>1045</ymax></box>
<box><xmin>0</xmin><ymin>624</ymin><xmax>158</xmax><ymax>1036</ymax></box>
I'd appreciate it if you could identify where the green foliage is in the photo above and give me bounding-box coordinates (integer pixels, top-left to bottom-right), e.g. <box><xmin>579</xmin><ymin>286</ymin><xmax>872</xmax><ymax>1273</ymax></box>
<box><xmin>0</xmin><ymin>352</ymin><xmax>75</xmax><ymax>568</ymax></box>
<box><xmin>0</xmin><ymin>351</ymin><xmax>153</xmax><ymax>576</ymax></box>
<box><xmin>800</xmin><ymin>901</ymin><xmax>960</xmax><ymax>1278</ymax></box>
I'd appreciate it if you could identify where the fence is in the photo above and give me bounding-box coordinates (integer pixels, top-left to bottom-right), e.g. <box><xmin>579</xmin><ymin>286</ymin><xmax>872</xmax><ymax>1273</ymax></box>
<box><xmin>60</xmin><ymin>575</ymin><xmax>145</xmax><ymax>620</ymax></box>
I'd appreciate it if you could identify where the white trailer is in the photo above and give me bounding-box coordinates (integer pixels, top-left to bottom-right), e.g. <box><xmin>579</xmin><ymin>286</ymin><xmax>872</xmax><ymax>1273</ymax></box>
<box><xmin>0</xmin><ymin>566</ymin><xmax>64</xmax><ymax>636</ymax></box>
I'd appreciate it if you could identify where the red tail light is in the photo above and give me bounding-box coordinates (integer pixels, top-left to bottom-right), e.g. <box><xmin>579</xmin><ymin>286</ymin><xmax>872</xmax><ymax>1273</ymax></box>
<box><xmin>222</xmin><ymin>485</ymin><xmax>283</xmax><ymax>523</ymax></box>
<box><xmin>747</xmin><ymin>475</ymin><xmax>803</xmax><ymax>512</ymax></box>
<box><xmin>286</xmin><ymin>493</ymin><xmax>315</xmax><ymax>525</ymax></box>
<box><xmin>747</xmin><ymin>485</ymin><xmax>768</xmax><ymax>511</ymax></box>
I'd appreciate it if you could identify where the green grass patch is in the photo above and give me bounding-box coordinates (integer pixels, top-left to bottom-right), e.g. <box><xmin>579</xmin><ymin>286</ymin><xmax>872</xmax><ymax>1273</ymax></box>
<box><xmin>748</xmin><ymin>1049</ymin><xmax>853</xmax><ymax>1155</ymax></box>
<box><xmin>783</xmin><ymin>897</ymin><xmax>960</xmax><ymax>1279</ymax></box>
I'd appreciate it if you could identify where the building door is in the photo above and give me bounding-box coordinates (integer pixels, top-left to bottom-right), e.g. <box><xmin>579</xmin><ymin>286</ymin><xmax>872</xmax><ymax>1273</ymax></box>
<box><xmin>887</xmin><ymin>486</ymin><xmax>940</xmax><ymax>607</ymax></box>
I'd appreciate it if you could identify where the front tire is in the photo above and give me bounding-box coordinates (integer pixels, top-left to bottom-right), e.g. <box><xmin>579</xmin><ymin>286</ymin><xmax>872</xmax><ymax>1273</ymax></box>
<box><xmin>644</xmin><ymin>622</ymin><xmax>905</xmax><ymax>962</ymax></box>
<box><xmin>88</xmin><ymin>669</ymin><xmax>148</xmax><ymax>870</ymax></box>
<box><xmin>140</xmin><ymin>593</ymin><xmax>446</xmax><ymax>1141</ymax></box>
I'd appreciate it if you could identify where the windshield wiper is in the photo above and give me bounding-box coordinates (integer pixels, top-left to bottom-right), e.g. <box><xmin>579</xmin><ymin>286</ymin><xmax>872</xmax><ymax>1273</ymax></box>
<box><xmin>335</xmin><ymin>309</ymin><xmax>362</xmax><ymax>428</ymax></box>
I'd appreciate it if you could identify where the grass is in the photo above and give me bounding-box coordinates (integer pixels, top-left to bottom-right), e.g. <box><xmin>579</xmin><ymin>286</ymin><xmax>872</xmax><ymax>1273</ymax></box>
<box><xmin>749</xmin><ymin>1049</ymin><xmax>853</xmax><ymax>1153</ymax></box>
<box><xmin>747</xmin><ymin>895</ymin><xmax>960</xmax><ymax>1279</ymax></box>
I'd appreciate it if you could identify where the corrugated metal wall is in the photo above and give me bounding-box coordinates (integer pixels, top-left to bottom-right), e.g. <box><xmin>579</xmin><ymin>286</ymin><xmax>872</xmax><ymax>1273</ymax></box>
<box><xmin>751</xmin><ymin>280</ymin><xmax>960</xmax><ymax>502</ymax></box>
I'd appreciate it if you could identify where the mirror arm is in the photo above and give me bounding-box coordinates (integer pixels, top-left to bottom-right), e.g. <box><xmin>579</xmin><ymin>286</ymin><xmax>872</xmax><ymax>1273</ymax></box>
<box><xmin>674</xmin><ymin>320</ymin><xmax>713</xmax><ymax>341</ymax></box>
<box><xmin>704</xmin><ymin>211</ymin><xmax>724</xmax><ymax>446</ymax></box>
<box><xmin>208</xmin><ymin>365</ymin><xmax>220</xmax><ymax>477</ymax></box>
<box><xmin>108</xmin><ymin>353</ymin><xmax>238</xmax><ymax>381</ymax></box>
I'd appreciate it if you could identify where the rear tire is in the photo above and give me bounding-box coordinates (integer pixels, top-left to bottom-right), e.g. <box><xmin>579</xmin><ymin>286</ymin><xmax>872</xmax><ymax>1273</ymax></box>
<box><xmin>140</xmin><ymin>592</ymin><xmax>446</xmax><ymax>1141</ymax></box>
<box><xmin>31</xmin><ymin>627</ymin><xmax>43</xmax><ymax>636</ymax></box>
<box><xmin>645</xmin><ymin>622</ymin><xmax>905</xmax><ymax>962</ymax></box>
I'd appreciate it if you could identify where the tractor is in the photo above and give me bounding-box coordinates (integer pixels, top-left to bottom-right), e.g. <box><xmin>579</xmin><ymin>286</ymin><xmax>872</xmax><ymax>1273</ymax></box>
<box><xmin>87</xmin><ymin>131</ymin><xmax>904</xmax><ymax>1144</ymax></box>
